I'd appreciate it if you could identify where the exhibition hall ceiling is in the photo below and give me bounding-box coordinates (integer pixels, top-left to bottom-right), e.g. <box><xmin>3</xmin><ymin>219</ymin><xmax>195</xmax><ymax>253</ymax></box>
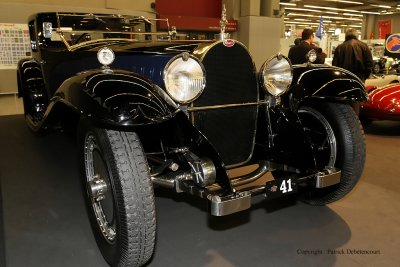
<box><xmin>281</xmin><ymin>0</ymin><xmax>400</xmax><ymax>31</ymax></box>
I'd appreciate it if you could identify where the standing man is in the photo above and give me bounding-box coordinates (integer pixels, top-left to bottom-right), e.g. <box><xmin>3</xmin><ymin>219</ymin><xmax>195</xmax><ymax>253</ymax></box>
<box><xmin>332</xmin><ymin>28</ymin><xmax>373</xmax><ymax>82</ymax></box>
<box><xmin>288</xmin><ymin>28</ymin><xmax>326</xmax><ymax>64</ymax></box>
<box><xmin>333</xmin><ymin>28</ymin><xmax>373</xmax><ymax>115</ymax></box>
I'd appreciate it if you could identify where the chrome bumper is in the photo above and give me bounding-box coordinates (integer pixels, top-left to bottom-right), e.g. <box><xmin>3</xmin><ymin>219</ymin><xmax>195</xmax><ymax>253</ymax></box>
<box><xmin>152</xmin><ymin>166</ymin><xmax>341</xmax><ymax>216</ymax></box>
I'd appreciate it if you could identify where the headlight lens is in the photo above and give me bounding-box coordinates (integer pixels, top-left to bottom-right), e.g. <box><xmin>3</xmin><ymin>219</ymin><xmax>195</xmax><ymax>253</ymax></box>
<box><xmin>163</xmin><ymin>53</ymin><xmax>206</xmax><ymax>104</ymax></box>
<box><xmin>260</xmin><ymin>54</ymin><xmax>293</xmax><ymax>96</ymax></box>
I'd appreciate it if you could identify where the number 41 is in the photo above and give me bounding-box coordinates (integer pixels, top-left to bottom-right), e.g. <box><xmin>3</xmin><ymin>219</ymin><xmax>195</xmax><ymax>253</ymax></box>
<box><xmin>280</xmin><ymin>179</ymin><xmax>293</xmax><ymax>194</ymax></box>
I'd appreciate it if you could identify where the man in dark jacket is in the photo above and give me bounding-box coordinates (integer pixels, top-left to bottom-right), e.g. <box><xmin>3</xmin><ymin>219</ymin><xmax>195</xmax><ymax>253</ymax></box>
<box><xmin>288</xmin><ymin>28</ymin><xmax>326</xmax><ymax>64</ymax></box>
<box><xmin>332</xmin><ymin>28</ymin><xmax>373</xmax><ymax>82</ymax></box>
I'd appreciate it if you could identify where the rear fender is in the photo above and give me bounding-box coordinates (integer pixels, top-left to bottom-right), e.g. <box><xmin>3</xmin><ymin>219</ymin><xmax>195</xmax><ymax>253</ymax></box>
<box><xmin>290</xmin><ymin>65</ymin><xmax>368</xmax><ymax>108</ymax></box>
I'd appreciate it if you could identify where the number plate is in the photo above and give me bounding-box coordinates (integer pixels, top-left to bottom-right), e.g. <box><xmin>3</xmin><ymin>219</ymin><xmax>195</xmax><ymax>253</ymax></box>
<box><xmin>265</xmin><ymin>178</ymin><xmax>297</xmax><ymax>199</ymax></box>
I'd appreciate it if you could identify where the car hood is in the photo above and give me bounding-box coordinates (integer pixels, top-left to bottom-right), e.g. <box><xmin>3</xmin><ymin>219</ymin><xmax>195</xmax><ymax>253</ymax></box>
<box><xmin>76</xmin><ymin>40</ymin><xmax>206</xmax><ymax>54</ymax></box>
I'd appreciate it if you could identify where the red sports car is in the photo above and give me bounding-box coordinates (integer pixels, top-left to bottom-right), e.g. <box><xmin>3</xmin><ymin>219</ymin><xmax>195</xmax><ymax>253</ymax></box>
<box><xmin>361</xmin><ymin>83</ymin><xmax>400</xmax><ymax>121</ymax></box>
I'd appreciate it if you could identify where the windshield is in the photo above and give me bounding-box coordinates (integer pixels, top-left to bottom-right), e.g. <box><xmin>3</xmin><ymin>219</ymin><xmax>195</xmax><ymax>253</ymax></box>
<box><xmin>50</xmin><ymin>13</ymin><xmax>172</xmax><ymax>50</ymax></box>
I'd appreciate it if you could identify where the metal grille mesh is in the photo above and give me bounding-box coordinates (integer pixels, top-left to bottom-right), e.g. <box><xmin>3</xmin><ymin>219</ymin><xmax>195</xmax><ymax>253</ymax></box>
<box><xmin>192</xmin><ymin>42</ymin><xmax>258</xmax><ymax>166</ymax></box>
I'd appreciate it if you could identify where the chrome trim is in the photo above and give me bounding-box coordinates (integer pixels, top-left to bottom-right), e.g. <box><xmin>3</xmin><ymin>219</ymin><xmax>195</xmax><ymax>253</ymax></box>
<box><xmin>187</xmin><ymin>102</ymin><xmax>265</xmax><ymax>112</ymax></box>
<box><xmin>207</xmin><ymin>161</ymin><xmax>270</xmax><ymax>192</ymax></box>
<box><xmin>296</xmin><ymin>65</ymin><xmax>364</xmax><ymax>88</ymax></box>
<box><xmin>313</xmin><ymin>78</ymin><xmax>359</xmax><ymax>96</ymax></box>
<box><xmin>316</xmin><ymin>168</ymin><xmax>341</xmax><ymax>188</ymax></box>
<box><xmin>208</xmin><ymin>191</ymin><xmax>251</xmax><ymax>216</ymax></box>
<box><xmin>163</xmin><ymin>53</ymin><xmax>206</xmax><ymax>104</ymax></box>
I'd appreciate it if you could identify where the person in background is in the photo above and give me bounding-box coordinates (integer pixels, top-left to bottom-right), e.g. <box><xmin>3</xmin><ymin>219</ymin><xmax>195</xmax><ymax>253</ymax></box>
<box><xmin>332</xmin><ymin>28</ymin><xmax>373</xmax><ymax>115</ymax></box>
<box><xmin>294</xmin><ymin>37</ymin><xmax>302</xmax><ymax>46</ymax></box>
<box><xmin>288</xmin><ymin>28</ymin><xmax>326</xmax><ymax>64</ymax></box>
<box><xmin>332</xmin><ymin>28</ymin><xmax>373</xmax><ymax>82</ymax></box>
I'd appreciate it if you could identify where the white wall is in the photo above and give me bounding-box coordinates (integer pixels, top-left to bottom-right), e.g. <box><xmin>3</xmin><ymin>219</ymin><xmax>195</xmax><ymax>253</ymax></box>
<box><xmin>239</xmin><ymin>16</ymin><xmax>283</xmax><ymax>69</ymax></box>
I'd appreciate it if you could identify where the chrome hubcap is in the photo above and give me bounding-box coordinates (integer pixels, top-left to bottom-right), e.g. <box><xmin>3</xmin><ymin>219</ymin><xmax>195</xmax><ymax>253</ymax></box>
<box><xmin>88</xmin><ymin>175</ymin><xmax>108</xmax><ymax>202</ymax></box>
<box><xmin>84</xmin><ymin>133</ymin><xmax>116</xmax><ymax>242</ymax></box>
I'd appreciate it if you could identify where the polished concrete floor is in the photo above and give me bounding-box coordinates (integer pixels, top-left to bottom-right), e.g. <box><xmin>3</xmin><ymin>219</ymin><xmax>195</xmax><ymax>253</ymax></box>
<box><xmin>0</xmin><ymin>115</ymin><xmax>399</xmax><ymax>267</ymax></box>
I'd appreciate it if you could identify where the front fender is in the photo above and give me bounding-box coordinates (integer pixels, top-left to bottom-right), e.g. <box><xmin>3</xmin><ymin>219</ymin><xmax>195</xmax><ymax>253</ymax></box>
<box><xmin>50</xmin><ymin>69</ymin><xmax>178</xmax><ymax>129</ymax></box>
<box><xmin>290</xmin><ymin>65</ymin><xmax>368</xmax><ymax>105</ymax></box>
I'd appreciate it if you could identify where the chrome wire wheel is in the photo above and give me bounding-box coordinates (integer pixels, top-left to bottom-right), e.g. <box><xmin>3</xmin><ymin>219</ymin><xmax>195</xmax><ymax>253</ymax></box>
<box><xmin>84</xmin><ymin>133</ymin><xmax>116</xmax><ymax>243</ymax></box>
<box><xmin>299</xmin><ymin>106</ymin><xmax>337</xmax><ymax>170</ymax></box>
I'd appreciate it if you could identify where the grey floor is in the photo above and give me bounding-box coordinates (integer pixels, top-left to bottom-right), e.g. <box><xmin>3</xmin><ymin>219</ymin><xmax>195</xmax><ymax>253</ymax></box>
<box><xmin>0</xmin><ymin>115</ymin><xmax>399</xmax><ymax>267</ymax></box>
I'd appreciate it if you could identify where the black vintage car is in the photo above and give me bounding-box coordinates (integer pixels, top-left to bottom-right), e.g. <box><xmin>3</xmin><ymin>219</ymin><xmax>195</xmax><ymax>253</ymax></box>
<box><xmin>18</xmin><ymin>12</ymin><xmax>367</xmax><ymax>267</ymax></box>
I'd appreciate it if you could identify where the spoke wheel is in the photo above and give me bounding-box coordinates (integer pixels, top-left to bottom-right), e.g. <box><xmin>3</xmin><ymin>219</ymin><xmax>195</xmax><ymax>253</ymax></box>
<box><xmin>274</xmin><ymin>102</ymin><xmax>366</xmax><ymax>205</ymax></box>
<box><xmin>84</xmin><ymin>134</ymin><xmax>116</xmax><ymax>243</ymax></box>
<box><xmin>298</xmin><ymin>106</ymin><xmax>337</xmax><ymax>171</ymax></box>
<box><xmin>78</xmin><ymin>120</ymin><xmax>156</xmax><ymax>267</ymax></box>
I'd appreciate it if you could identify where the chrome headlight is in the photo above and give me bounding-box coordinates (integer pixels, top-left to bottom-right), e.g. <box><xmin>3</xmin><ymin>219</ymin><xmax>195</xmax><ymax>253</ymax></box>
<box><xmin>260</xmin><ymin>54</ymin><xmax>293</xmax><ymax>97</ymax></box>
<box><xmin>163</xmin><ymin>53</ymin><xmax>206</xmax><ymax>104</ymax></box>
<box><xmin>306</xmin><ymin>49</ymin><xmax>317</xmax><ymax>63</ymax></box>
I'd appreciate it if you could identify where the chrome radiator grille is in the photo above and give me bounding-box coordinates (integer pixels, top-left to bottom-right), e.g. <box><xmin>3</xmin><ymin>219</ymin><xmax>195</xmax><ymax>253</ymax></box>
<box><xmin>192</xmin><ymin>42</ymin><xmax>258</xmax><ymax>166</ymax></box>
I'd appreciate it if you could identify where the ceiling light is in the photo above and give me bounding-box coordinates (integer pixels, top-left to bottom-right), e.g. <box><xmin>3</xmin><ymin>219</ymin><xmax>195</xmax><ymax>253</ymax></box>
<box><xmin>284</xmin><ymin>7</ymin><xmax>339</xmax><ymax>15</ymax></box>
<box><xmin>294</xmin><ymin>18</ymin><xmax>311</xmax><ymax>21</ymax></box>
<box><xmin>348</xmin><ymin>25</ymin><xmax>362</xmax><ymax>28</ymax></box>
<box><xmin>360</xmin><ymin>11</ymin><xmax>380</xmax><ymax>15</ymax></box>
<box><xmin>343</xmin><ymin>13</ymin><xmax>363</xmax><ymax>17</ymax></box>
<box><xmin>286</xmin><ymin>13</ymin><xmax>315</xmax><ymax>18</ymax></box>
<box><xmin>284</xmin><ymin>7</ymin><xmax>322</xmax><ymax>12</ymax></box>
<box><xmin>280</xmin><ymin>3</ymin><xmax>296</xmax><ymax>6</ymax></box>
<box><xmin>371</xmin><ymin>4</ymin><xmax>391</xmax><ymax>9</ymax></box>
<box><xmin>288</xmin><ymin>13</ymin><xmax>362</xmax><ymax>21</ymax></box>
<box><xmin>305</xmin><ymin>5</ymin><xmax>360</xmax><ymax>13</ymax></box>
<box><xmin>285</xmin><ymin>21</ymin><xmax>320</xmax><ymax>26</ymax></box>
<box><xmin>324</xmin><ymin>0</ymin><xmax>363</xmax><ymax>4</ymax></box>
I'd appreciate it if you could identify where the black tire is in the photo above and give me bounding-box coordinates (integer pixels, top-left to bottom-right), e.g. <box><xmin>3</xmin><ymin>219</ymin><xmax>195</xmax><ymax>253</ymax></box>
<box><xmin>78</xmin><ymin>120</ymin><xmax>156</xmax><ymax>267</ymax></box>
<box><xmin>297</xmin><ymin>102</ymin><xmax>366</xmax><ymax>205</ymax></box>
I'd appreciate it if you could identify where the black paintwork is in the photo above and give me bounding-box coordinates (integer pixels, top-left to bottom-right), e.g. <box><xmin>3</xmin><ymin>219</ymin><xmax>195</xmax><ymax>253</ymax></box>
<box><xmin>290</xmin><ymin>64</ymin><xmax>368</xmax><ymax>105</ymax></box>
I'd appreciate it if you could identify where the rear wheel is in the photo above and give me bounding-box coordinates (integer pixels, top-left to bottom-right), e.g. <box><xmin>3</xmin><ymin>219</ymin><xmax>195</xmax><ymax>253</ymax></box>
<box><xmin>78</xmin><ymin>120</ymin><xmax>156</xmax><ymax>267</ymax></box>
<box><xmin>295</xmin><ymin>103</ymin><xmax>365</xmax><ymax>205</ymax></box>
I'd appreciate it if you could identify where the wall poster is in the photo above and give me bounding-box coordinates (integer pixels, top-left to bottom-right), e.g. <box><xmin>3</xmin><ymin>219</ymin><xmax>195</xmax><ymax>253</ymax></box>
<box><xmin>0</xmin><ymin>23</ymin><xmax>31</xmax><ymax>69</ymax></box>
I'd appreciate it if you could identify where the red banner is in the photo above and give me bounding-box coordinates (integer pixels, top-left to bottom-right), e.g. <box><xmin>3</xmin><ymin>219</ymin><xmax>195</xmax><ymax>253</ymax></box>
<box><xmin>157</xmin><ymin>15</ymin><xmax>238</xmax><ymax>32</ymax></box>
<box><xmin>155</xmin><ymin>0</ymin><xmax>237</xmax><ymax>32</ymax></box>
<box><xmin>378</xmin><ymin>20</ymin><xmax>392</xmax><ymax>39</ymax></box>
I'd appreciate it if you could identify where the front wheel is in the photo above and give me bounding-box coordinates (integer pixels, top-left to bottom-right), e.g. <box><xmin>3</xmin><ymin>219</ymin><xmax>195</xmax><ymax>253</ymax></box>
<box><xmin>78</xmin><ymin>120</ymin><xmax>156</xmax><ymax>267</ymax></box>
<box><xmin>297</xmin><ymin>102</ymin><xmax>366</xmax><ymax>205</ymax></box>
